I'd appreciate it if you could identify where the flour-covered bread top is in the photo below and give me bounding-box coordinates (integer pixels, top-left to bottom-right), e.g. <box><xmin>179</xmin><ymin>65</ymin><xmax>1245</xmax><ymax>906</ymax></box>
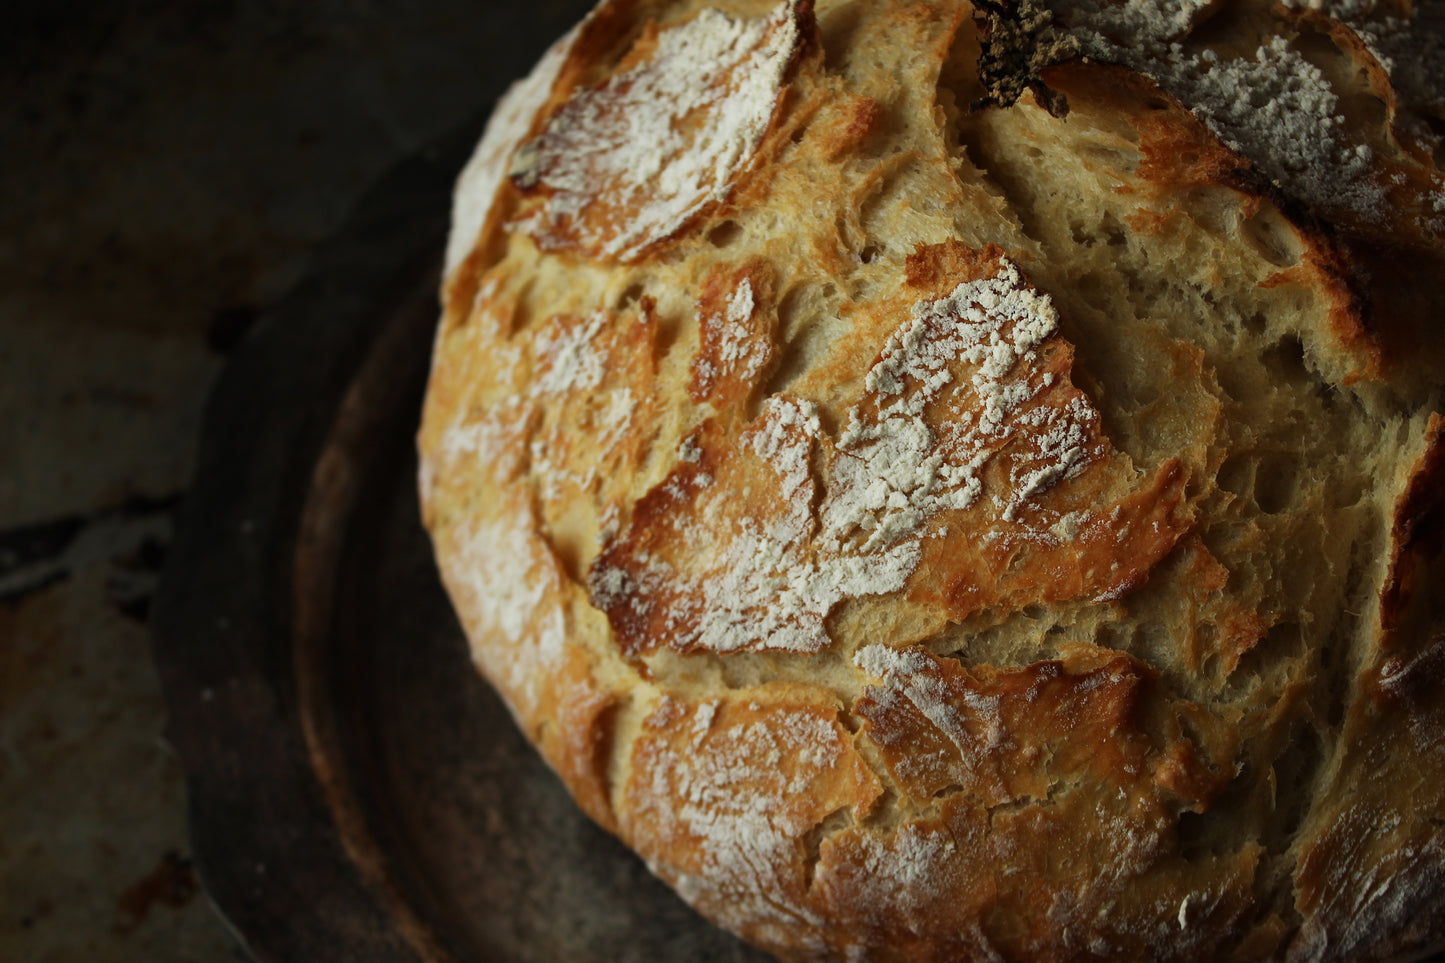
<box><xmin>418</xmin><ymin>0</ymin><xmax>1445</xmax><ymax>959</ymax></box>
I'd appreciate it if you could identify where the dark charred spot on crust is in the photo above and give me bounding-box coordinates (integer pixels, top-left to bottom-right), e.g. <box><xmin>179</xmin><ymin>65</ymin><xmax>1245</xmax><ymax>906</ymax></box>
<box><xmin>970</xmin><ymin>0</ymin><xmax>1078</xmax><ymax>113</ymax></box>
<box><xmin>1375</xmin><ymin>633</ymin><xmax>1445</xmax><ymax>709</ymax></box>
<box><xmin>1333</xmin><ymin>244</ymin><xmax>1378</xmax><ymax>353</ymax></box>
<box><xmin>793</xmin><ymin>0</ymin><xmax>820</xmax><ymax>58</ymax></box>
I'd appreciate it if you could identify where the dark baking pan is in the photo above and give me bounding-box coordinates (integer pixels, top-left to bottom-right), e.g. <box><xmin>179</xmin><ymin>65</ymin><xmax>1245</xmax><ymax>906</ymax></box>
<box><xmin>150</xmin><ymin>119</ymin><xmax>773</xmax><ymax>962</ymax></box>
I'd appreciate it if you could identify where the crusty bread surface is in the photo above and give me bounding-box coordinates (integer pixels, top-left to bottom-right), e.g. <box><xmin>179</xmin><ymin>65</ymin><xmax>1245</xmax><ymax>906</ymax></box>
<box><xmin>418</xmin><ymin>0</ymin><xmax>1445</xmax><ymax>959</ymax></box>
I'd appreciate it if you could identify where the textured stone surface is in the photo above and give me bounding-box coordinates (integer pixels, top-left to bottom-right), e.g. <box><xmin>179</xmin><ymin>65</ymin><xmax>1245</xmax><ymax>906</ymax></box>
<box><xmin>0</xmin><ymin>1</ymin><xmax>587</xmax><ymax>959</ymax></box>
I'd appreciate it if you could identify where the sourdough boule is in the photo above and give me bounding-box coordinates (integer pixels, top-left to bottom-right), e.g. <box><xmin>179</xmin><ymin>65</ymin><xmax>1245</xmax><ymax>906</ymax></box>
<box><xmin>418</xmin><ymin>0</ymin><xmax>1445</xmax><ymax>959</ymax></box>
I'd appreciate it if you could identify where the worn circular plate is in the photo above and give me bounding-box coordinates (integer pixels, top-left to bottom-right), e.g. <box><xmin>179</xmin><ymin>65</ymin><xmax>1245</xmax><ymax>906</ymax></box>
<box><xmin>150</xmin><ymin>119</ymin><xmax>773</xmax><ymax>963</ymax></box>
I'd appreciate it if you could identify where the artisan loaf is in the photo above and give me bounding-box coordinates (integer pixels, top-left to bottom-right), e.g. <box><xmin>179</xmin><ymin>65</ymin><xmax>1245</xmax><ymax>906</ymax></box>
<box><xmin>418</xmin><ymin>0</ymin><xmax>1445</xmax><ymax>959</ymax></box>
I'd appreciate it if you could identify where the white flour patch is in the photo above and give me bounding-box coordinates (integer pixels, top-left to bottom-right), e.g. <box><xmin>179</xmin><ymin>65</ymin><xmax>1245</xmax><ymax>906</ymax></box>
<box><xmin>1050</xmin><ymin>2</ymin><xmax>1389</xmax><ymax>220</ymax></box>
<box><xmin>637</xmin><ymin>702</ymin><xmax>838</xmax><ymax>931</ymax></box>
<box><xmin>827</xmin><ymin>820</ymin><xmax>958</xmax><ymax>913</ymax></box>
<box><xmin>828</xmin><ymin>259</ymin><xmax>1096</xmax><ymax>542</ymax></box>
<box><xmin>448</xmin><ymin>509</ymin><xmax>566</xmax><ymax>716</ymax></box>
<box><xmin>531</xmin><ymin>310</ymin><xmax>611</xmax><ymax>397</ymax></box>
<box><xmin>434</xmin><ymin>396</ymin><xmax>531</xmax><ymax>497</ymax></box>
<box><xmin>716</xmin><ymin>277</ymin><xmax>769</xmax><ymax>379</ymax></box>
<box><xmin>515</xmin><ymin>1</ymin><xmax>803</xmax><ymax>260</ymax></box>
<box><xmin>855</xmin><ymin>645</ymin><xmax>977</xmax><ymax>756</ymax></box>
<box><xmin>682</xmin><ymin>397</ymin><xmax>922</xmax><ymax>654</ymax></box>
<box><xmin>679</xmin><ymin>433</ymin><xmax>704</xmax><ymax>464</ymax></box>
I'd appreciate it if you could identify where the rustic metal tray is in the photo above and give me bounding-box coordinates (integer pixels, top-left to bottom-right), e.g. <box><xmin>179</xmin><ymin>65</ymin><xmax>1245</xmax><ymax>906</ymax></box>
<box><xmin>150</xmin><ymin>128</ymin><xmax>771</xmax><ymax>963</ymax></box>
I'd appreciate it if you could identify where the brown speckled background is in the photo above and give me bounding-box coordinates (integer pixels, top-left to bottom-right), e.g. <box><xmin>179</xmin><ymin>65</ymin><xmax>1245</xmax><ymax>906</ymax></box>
<box><xmin>0</xmin><ymin>2</ymin><xmax>584</xmax><ymax>958</ymax></box>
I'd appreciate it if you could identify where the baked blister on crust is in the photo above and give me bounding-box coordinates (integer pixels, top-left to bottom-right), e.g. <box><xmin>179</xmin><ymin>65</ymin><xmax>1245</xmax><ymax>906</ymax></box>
<box><xmin>418</xmin><ymin>0</ymin><xmax>1445</xmax><ymax>959</ymax></box>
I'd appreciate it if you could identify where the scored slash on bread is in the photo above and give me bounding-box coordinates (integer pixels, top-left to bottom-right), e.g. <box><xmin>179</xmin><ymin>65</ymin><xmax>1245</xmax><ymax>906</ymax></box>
<box><xmin>419</xmin><ymin>0</ymin><xmax>1445</xmax><ymax>959</ymax></box>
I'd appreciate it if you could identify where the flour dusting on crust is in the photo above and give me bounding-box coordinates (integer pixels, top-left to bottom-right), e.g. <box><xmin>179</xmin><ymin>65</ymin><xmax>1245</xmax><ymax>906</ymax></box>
<box><xmin>445</xmin><ymin>24</ymin><xmax>579</xmax><ymax>276</ymax></box>
<box><xmin>624</xmin><ymin>696</ymin><xmax>880</xmax><ymax>942</ymax></box>
<box><xmin>595</xmin><ymin>396</ymin><xmax>923</xmax><ymax>655</ymax></box>
<box><xmin>1049</xmin><ymin>0</ymin><xmax>1445</xmax><ymax>234</ymax></box>
<box><xmin>691</xmin><ymin>270</ymin><xmax>776</xmax><ymax>403</ymax></box>
<box><xmin>531</xmin><ymin>310</ymin><xmax>612</xmax><ymax>397</ymax></box>
<box><xmin>830</xmin><ymin>258</ymin><xmax>1098</xmax><ymax>543</ymax></box>
<box><xmin>511</xmin><ymin>1</ymin><xmax>807</xmax><ymax>261</ymax></box>
<box><xmin>444</xmin><ymin>507</ymin><xmax>566</xmax><ymax>717</ymax></box>
<box><xmin>591</xmin><ymin>257</ymin><xmax>1118</xmax><ymax>657</ymax></box>
<box><xmin>1051</xmin><ymin>7</ymin><xmax>1387</xmax><ymax>220</ymax></box>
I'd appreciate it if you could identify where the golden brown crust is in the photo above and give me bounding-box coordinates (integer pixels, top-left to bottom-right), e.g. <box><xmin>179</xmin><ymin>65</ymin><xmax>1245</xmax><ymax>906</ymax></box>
<box><xmin>420</xmin><ymin>0</ymin><xmax>1445</xmax><ymax>959</ymax></box>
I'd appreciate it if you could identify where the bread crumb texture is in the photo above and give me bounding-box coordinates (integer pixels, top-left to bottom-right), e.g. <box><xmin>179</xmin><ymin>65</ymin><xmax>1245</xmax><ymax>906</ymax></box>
<box><xmin>419</xmin><ymin>0</ymin><xmax>1445</xmax><ymax>958</ymax></box>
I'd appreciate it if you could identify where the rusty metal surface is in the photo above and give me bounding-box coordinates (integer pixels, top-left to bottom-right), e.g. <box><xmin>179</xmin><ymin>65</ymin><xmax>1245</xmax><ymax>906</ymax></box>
<box><xmin>2</xmin><ymin>3</ymin><xmax>598</xmax><ymax>959</ymax></box>
<box><xmin>150</xmin><ymin>124</ymin><xmax>772</xmax><ymax>962</ymax></box>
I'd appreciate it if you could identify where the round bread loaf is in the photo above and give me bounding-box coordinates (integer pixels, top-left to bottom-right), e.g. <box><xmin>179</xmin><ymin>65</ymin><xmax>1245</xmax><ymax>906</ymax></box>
<box><xmin>418</xmin><ymin>0</ymin><xmax>1445</xmax><ymax>959</ymax></box>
